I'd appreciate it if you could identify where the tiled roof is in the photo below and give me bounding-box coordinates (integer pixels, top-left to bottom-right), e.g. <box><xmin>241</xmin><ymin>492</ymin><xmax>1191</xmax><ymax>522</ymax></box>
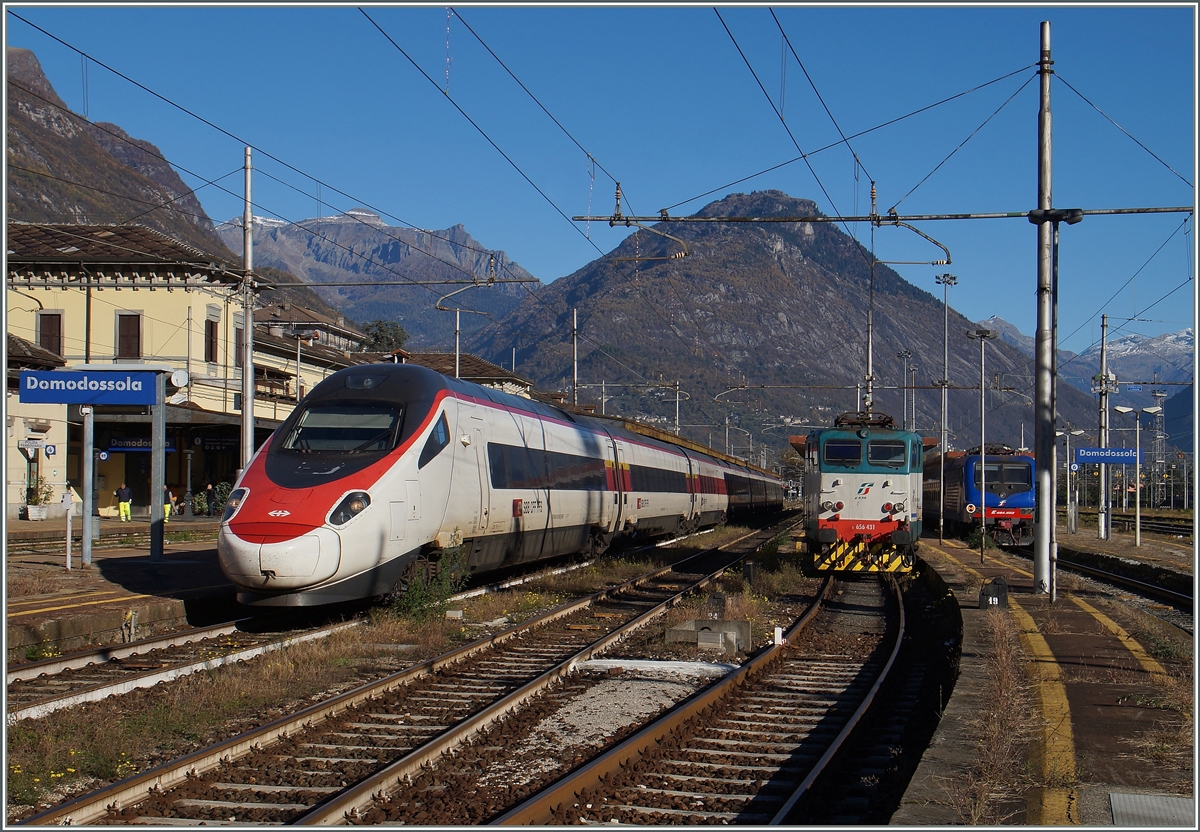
<box><xmin>6</xmin><ymin>333</ymin><xmax>66</xmax><ymax>372</ymax></box>
<box><xmin>405</xmin><ymin>352</ymin><xmax>531</xmax><ymax>386</ymax></box>
<box><xmin>6</xmin><ymin>222</ymin><xmax>236</xmax><ymax>271</ymax></box>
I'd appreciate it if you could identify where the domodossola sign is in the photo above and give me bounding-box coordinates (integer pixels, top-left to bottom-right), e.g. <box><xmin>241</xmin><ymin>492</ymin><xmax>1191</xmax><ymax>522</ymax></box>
<box><xmin>19</xmin><ymin>370</ymin><xmax>157</xmax><ymax>405</ymax></box>
<box><xmin>1076</xmin><ymin>447</ymin><xmax>1139</xmax><ymax>464</ymax></box>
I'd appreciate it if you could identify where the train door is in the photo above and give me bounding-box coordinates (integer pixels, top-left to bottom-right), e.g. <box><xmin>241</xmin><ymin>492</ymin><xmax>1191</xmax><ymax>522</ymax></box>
<box><xmin>473</xmin><ymin>425</ymin><xmax>491</xmax><ymax>534</ymax></box>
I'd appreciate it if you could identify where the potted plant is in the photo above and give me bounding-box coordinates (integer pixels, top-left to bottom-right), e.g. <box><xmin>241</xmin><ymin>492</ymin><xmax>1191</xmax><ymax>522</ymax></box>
<box><xmin>25</xmin><ymin>476</ymin><xmax>54</xmax><ymax>521</ymax></box>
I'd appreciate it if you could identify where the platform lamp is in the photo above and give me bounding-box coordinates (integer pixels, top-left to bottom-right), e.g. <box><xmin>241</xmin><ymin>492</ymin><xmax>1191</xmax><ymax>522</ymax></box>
<box><xmin>1056</xmin><ymin>428</ymin><xmax>1085</xmax><ymax>534</ymax></box>
<box><xmin>1113</xmin><ymin>405</ymin><xmax>1161</xmax><ymax>547</ymax></box>
<box><xmin>967</xmin><ymin>328</ymin><xmax>997</xmax><ymax>563</ymax></box>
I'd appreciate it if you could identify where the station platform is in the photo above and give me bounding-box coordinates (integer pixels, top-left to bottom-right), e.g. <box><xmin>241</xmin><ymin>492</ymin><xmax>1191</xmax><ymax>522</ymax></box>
<box><xmin>6</xmin><ymin>515</ymin><xmax>237</xmax><ymax>660</ymax></box>
<box><xmin>896</xmin><ymin>529</ymin><xmax>1194</xmax><ymax>826</ymax></box>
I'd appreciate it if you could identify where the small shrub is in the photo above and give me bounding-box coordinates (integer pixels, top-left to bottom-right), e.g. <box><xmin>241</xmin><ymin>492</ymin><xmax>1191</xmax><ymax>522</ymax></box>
<box><xmin>390</xmin><ymin>544</ymin><xmax>470</xmax><ymax>621</ymax></box>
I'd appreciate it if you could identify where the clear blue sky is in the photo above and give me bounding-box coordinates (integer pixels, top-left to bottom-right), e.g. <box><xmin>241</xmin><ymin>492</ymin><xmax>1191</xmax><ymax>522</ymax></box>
<box><xmin>7</xmin><ymin>4</ymin><xmax>1196</xmax><ymax>357</ymax></box>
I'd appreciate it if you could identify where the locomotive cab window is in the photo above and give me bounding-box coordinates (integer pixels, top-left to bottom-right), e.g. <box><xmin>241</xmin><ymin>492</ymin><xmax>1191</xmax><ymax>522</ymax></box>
<box><xmin>418</xmin><ymin>413</ymin><xmax>451</xmax><ymax>469</ymax></box>
<box><xmin>281</xmin><ymin>403</ymin><xmax>402</xmax><ymax>454</ymax></box>
<box><xmin>823</xmin><ymin>439</ymin><xmax>862</xmax><ymax>466</ymax></box>
<box><xmin>867</xmin><ymin>440</ymin><xmax>907</xmax><ymax>468</ymax></box>
<box><xmin>975</xmin><ymin>462</ymin><xmax>1032</xmax><ymax>488</ymax></box>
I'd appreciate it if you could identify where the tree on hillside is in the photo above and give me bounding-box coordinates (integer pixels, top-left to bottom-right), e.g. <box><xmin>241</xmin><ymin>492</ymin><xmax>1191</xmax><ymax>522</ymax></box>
<box><xmin>361</xmin><ymin>319</ymin><xmax>409</xmax><ymax>352</ymax></box>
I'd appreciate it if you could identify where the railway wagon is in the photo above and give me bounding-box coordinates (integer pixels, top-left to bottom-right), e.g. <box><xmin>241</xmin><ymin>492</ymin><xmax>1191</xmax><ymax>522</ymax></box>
<box><xmin>217</xmin><ymin>363</ymin><xmax>782</xmax><ymax>606</ymax></box>
<box><xmin>923</xmin><ymin>444</ymin><xmax>1035</xmax><ymax>546</ymax></box>
<box><xmin>799</xmin><ymin>411</ymin><xmax>922</xmax><ymax>572</ymax></box>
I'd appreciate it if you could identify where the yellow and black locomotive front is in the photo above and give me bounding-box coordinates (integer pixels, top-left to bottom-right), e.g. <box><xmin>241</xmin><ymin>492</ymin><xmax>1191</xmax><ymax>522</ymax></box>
<box><xmin>802</xmin><ymin>413</ymin><xmax>923</xmax><ymax>573</ymax></box>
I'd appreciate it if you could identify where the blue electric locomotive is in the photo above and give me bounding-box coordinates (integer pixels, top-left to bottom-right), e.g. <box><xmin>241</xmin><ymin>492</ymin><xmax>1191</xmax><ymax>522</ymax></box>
<box><xmin>923</xmin><ymin>444</ymin><xmax>1035</xmax><ymax>546</ymax></box>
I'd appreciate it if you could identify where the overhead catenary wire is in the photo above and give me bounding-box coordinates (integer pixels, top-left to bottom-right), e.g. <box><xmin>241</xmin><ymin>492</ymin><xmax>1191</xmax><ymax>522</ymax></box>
<box><xmin>358</xmin><ymin>7</ymin><xmax>606</xmax><ymax>257</ymax></box>
<box><xmin>887</xmin><ymin>73</ymin><xmax>1037</xmax><ymax>214</ymax></box>
<box><xmin>662</xmin><ymin>63</ymin><xmax>1037</xmax><ymax>214</ymax></box>
<box><xmin>1057</xmin><ymin>74</ymin><xmax>1193</xmax><ymax>190</ymax></box>
<box><xmin>6</xmin><ymin>12</ymin><xmax>538</xmax><ymax>290</ymax></box>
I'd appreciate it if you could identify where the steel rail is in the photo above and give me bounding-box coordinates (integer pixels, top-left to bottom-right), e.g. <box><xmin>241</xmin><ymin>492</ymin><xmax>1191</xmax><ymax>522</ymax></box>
<box><xmin>7</xmin><ymin>623</ymin><xmax>362</xmax><ymax>724</ymax></box>
<box><xmin>290</xmin><ymin>532</ymin><xmax>779</xmax><ymax>825</ymax></box>
<box><xmin>1055</xmin><ymin>555</ymin><xmax>1193</xmax><ymax>607</ymax></box>
<box><xmin>769</xmin><ymin>574</ymin><xmax>905</xmax><ymax>823</ymax></box>
<box><xmin>18</xmin><ymin>521</ymin><xmax>788</xmax><ymax>827</ymax></box>
<box><xmin>492</xmin><ymin>574</ymin><xmax>841</xmax><ymax>825</ymax></box>
<box><xmin>6</xmin><ymin>620</ymin><xmax>250</xmax><ymax>683</ymax></box>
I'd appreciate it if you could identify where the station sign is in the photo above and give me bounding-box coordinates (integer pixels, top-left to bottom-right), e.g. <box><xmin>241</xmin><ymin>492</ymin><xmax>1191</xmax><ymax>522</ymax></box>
<box><xmin>16</xmin><ymin>438</ymin><xmax>44</xmax><ymax>450</ymax></box>
<box><xmin>1076</xmin><ymin>447</ymin><xmax>1138</xmax><ymax>464</ymax></box>
<box><xmin>110</xmin><ymin>437</ymin><xmax>176</xmax><ymax>453</ymax></box>
<box><xmin>1126</xmin><ymin>385</ymin><xmax>1143</xmax><ymax>391</ymax></box>
<box><xmin>19</xmin><ymin>370</ymin><xmax>157</xmax><ymax>405</ymax></box>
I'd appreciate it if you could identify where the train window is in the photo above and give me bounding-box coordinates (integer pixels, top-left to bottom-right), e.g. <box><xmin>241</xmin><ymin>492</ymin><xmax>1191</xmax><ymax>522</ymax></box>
<box><xmin>867</xmin><ymin>440</ymin><xmax>907</xmax><ymax>468</ymax></box>
<box><xmin>974</xmin><ymin>462</ymin><xmax>1032</xmax><ymax>487</ymax></box>
<box><xmin>823</xmin><ymin>439</ymin><xmax>862</xmax><ymax>466</ymax></box>
<box><xmin>911</xmin><ymin>443</ymin><xmax>922</xmax><ymax>470</ymax></box>
<box><xmin>418</xmin><ymin>413</ymin><xmax>451</xmax><ymax>469</ymax></box>
<box><xmin>281</xmin><ymin>403</ymin><xmax>402</xmax><ymax>453</ymax></box>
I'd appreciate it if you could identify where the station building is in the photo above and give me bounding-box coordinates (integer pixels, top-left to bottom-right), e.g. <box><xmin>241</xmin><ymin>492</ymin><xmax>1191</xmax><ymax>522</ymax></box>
<box><xmin>4</xmin><ymin>222</ymin><xmax>374</xmax><ymax>521</ymax></box>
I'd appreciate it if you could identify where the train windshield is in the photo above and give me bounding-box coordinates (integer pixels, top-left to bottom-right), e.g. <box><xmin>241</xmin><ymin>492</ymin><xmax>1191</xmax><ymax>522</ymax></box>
<box><xmin>867</xmin><ymin>440</ymin><xmax>907</xmax><ymax>468</ymax></box>
<box><xmin>823</xmin><ymin>439</ymin><xmax>862</xmax><ymax>466</ymax></box>
<box><xmin>975</xmin><ymin>462</ymin><xmax>1033</xmax><ymax>487</ymax></box>
<box><xmin>280</xmin><ymin>403</ymin><xmax>403</xmax><ymax>454</ymax></box>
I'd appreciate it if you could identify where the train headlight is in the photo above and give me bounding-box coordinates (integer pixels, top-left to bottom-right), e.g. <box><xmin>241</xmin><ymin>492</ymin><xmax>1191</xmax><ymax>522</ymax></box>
<box><xmin>882</xmin><ymin>502</ymin><xmax>894</xmax><ymax>513</ymax></box>
<box><xmin>894</xmin><ymin>501</ymin><xmax>906</xmax><ymax>514</ymax></box>
<box><xmin>834</xmin><ymin>501</ymin><xmax>845</xmax><ymax>511</ymax></box>
<box><xmin>820</xmin><ymin>500</ymin><xmax>835</xmax><ymax>512</ymax></box>
<box><xmin>223</xmin><ymin>488</ymin><xmax>247</xmax><ymax>522</ymax></box>
<box><xmin>330</xmin><ymin>491</ymin><xmax>371</xmax><ymax>526</ymax></box>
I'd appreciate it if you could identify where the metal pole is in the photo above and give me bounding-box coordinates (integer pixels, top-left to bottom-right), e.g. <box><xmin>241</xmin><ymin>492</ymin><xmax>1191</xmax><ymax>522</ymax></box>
<box><xmin>601</xmin><ymin>380</ymin><xmax>606</xmax><ymax>416</ymax></box>
<box><xmin>151</xmin><ymin>371</ymin><xmax>166</xmax><ymax>562</ymax></box>
<box><xmin>295</xmin><ymin>336</ymin><xmax>302</xmax><ymax>402</ymax></box>
<box><xmin>979</xmin><ymin>333</ymin><xmax>987</xmax><ymax>564</ymax></box>
<box><xmin>910</xmin><ymin>365</ymin><xmax>918</xmax><ymax>429</ymax></box>
<box><xmin>240</xmin><ymin>147</ymin><xmax>255</xmax><ymax>471</ymax></box>
<box><xmin>573</xmin><ymin>308</ymin><xmax>578</xmax><ymax>407</ymax></box>
<box><xmin>1098</xmin><ymin>314</ymin><xmax>1110</xmax><ymax>538</ymax></box>
<box><xmin>1134</xmin><ymin>416</ymin><xmax>1141</xmax><ymax>547</ymax></box>
<box><xmin>675</xmin><ymin>382</ymin><xmax>680</xmax><ymax>435</ymax></box>
<box><xmin>897</xmin><ymin>350</ymin><xmax>910</xmax><ymax>429</ymax></box>
<box><xmin>1032</xmin><ymin>21</ymin><xmax>1054</xmax><ymax>594</ymax></box>
<box><xmin>455</xmin><ymin>309</ymin><xmax>460</xmax><ymax>378</ymax></box>
<box><xmin>81</xmin><ymin>405</ymin><xmax>93</xmax><ymax>566</ymax></box>
<box><xmin>936</xmin><ymin>274</ymin><xmax>956</xmax><ymax>544</ymax></box>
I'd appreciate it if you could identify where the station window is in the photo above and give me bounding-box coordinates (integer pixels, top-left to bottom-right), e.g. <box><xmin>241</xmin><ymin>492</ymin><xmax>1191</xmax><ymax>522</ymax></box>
<box><xmin>38</xmin><ymin>312</ymin><xmax>63</xmax><ymax>356</ymax></box>
<box><xmin>116</xmin><ymin>312</ymin><xmax>141</xmax><ymax>358</ymax></box>
<box><xmin>204</xmin><ymin>319</ymin><xmax>219</xmax><ymax>364</ymax></box>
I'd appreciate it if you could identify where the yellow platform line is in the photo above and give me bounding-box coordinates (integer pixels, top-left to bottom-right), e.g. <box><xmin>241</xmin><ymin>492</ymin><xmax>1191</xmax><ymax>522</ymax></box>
<box><xmin>6</xmin><ymin>590</ymin><xmax>123</xmax><ymax>609</ymax></box>
<box><xmin>1068</xmin><ymin>596</ymin><xmax>1171</xmax><ymax>686</ymax></box>
<box><xmin>7</xmin><ymin>594</ymin><xmax>153</xmax><ymax>619</ymax></box>
<box><xmin>929</xmin><ymin>543</ymin><xmax>1078</xmax><ymax>824</ymax></box>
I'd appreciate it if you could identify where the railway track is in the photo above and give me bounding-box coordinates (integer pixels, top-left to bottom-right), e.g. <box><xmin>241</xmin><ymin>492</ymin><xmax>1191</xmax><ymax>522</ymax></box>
<box><xmin>496</xmin><ymin>575</ymin><xmax>901</xmax><ymax>825</ymax></box>
<box><xmin>6</xmin><ymin>620</ymin><xmax>362</xmax><ymax>724</ymax></box>
<box><xmin>18</xmin><ymin>520</ymin><xmax>793</xmax><ymax>825</ymax></box>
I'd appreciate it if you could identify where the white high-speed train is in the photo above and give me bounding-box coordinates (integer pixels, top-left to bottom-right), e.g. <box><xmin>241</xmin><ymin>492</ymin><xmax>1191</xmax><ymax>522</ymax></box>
<box><xmin>218</xmin><ymin>363</ymin><xmax>784</xmax><ymax>606</ymax></box>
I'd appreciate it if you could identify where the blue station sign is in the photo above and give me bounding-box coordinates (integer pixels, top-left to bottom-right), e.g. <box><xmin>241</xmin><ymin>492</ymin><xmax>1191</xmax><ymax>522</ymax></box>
<box><xmin>19</xmin><ymin>370</ymin><xmax>157</xmax><ymax>405</ymax></box>
<box><xmin>1076</xmin><ymin>447</ymin><xmax>1139</xmax><ymax>464</ymax></box>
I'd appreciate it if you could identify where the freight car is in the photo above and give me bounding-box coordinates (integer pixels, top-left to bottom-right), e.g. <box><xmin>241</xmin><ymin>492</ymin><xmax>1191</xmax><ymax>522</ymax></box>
<box><xmin>799</xmin><ymin>411</ymin><xmax>922</xmax><ymax>572</ymax></box>
<box><xmin>923</xmin><ymin>444</ymin><xmax>1035</xmax><ymax>546</ymax></box>
<box><xmin>217</xmin><ymin>363</ymin><xmax>783</xmax><ymax>606</ymax></box>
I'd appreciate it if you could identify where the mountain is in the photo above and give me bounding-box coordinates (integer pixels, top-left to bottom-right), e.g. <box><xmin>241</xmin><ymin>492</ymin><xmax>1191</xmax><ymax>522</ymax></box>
<box><xmin>6</xmin><ymin>47</ymin><xmax>231</xmax><ymax>258</ymax></box>
<box><xmin>216</xmin><ymin>213</ymin><xmax>536</xmax><ymax>346</ymax></box>
<box><xmin>466</xmin><ymin>190</ymin><xmax>1099</xmax><ymax>451</ymax></box>
<box><xmin>5</xmin><ymin>48</ymin><xmax>343</xmax><ymax>320</ymax></box>
<box><xmin>981</xmin><ymin>315</ymin><xmax>1193</xmax><ymax>412</ymax></box>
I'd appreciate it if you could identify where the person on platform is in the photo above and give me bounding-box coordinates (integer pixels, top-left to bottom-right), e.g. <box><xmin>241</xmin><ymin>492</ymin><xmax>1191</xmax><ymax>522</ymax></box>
<box><xmin>204</xmin><ymin>482</ymin><xmax>216</xmax><ymax>517</ymax></box>
<box><xmin>163</xmin><ymin>485</ymin><xmax>174</xmax><ymax>523</ymax></box>
<box><xmin>114</xmin><ymin>482</ymin><xmax>132</xmax><ymax>522</ymax></box>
